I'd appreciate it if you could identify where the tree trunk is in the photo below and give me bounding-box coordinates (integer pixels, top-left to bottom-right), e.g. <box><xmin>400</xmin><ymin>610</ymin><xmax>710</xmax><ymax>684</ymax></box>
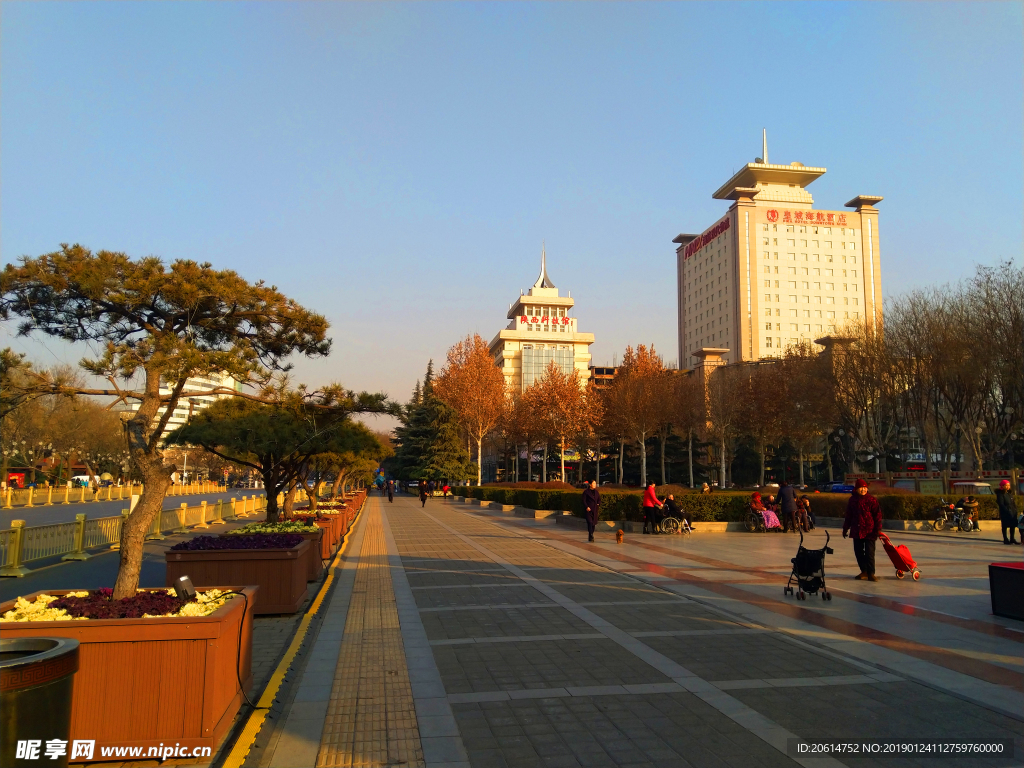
<box><xmin>799</xmin><ymin>448</ymin><xmax>805</xmax><ymax>486</ymax></box>
<box><xmin>594</xmin><ymin>433</ymin><xmax>600</xmax><ymax>485</ymax></box>
<box><xmin>263</xmin><ymin>464</ymin><xmax>282</xmax><ymax>523</ymax></box>
<box><xmin>527</xmin><ymin>441</ymin><xmax>533</xmax><ymax>482</ymax></box>
<box><xmin>283</xmin><ymin>481</ymin><xmax>297</xmax><ymax>515</ymax></box>
<box><xmin>618</xmin><ymin>440</ymin><xmax>624</xmax><ymax>484</ymax></box>
<box><xmin>659</xmin><ymin>434</ymin><xmax>667</xmax><ymax>486</ymax></box>
<box><xmin>477</xmin><ymin>436</ymin><xmax>483</xmax><ymax>486</ymax></box>
<box><xmin>759</xmin><ymin>444</ymin><xmax>766</xmax><ymax>487</ymax></box>
<box><xmin>639</xmin><ymin>432</ymin><xmax>647</xmax><ymax>487</ymax></box>
<box><xmin>542</xmin><ymin>444</ymin><xmax>548</xmax><ymax>483</ymax></box>
<box><xmin>688</xmin><ymin>430</ymin><xmax>694</xmax><ymax>488</ymax></box>
<box><xmin>560</xmin><ymin>436</ymin><xmax>566</xmax><ymax>482</ymax></box>
<box><xmin>112</xmin><ymin>463</ymin><xmax>172</xmax><ymax>599</ymax></box>
<box><xmin>719</xmin><ymin>435</ymin><xmax>726</xmax><ymax>490</ymax></box>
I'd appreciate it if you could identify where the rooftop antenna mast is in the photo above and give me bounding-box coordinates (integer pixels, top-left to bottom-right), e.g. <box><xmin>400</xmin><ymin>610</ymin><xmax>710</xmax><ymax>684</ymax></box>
<box><xmin>762</xmin><ymin>128</ymin><xmax>768</xmax><ymax>165</ymax></box>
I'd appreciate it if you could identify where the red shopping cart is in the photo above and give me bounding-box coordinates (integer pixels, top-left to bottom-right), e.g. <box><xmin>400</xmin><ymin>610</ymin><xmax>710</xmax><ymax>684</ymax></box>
<box><xmin>878</xmin><ymin>531</ymin><xmax>921</xmax><ymax>580</ymax></box>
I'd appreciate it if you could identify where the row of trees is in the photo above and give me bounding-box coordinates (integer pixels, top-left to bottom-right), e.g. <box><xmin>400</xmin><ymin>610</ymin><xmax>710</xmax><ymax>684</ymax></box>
<box><xmin>411</xmin><ymin>261</ymin><xmax>1021</xmax><ymax>489</ymax></box>
<box><xmin>1</xmin><ymin>359</ymin><xmax>127</xmax><ymax>485</ymax></box>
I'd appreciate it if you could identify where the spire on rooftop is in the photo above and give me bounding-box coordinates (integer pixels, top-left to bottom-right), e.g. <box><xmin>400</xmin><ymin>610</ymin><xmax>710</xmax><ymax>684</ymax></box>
<box><xmin>533</xmin><ymin>242</ymin><xmax>556</xmax><ymax>289</ymax></box>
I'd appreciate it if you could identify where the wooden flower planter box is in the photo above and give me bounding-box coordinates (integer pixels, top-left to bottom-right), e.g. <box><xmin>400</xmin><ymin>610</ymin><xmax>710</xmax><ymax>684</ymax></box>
<box><xmin>296</xmin><ymin>529</ymin><xmax>324</xmax><ymax>581</ymax></box>
<box><xmin>166</xmin><ymin>540</ymin><xmax>309</xmax><ymax>614</ymax></box>
<box><xmin>0</xmin><ymin>586</ymin><xmax>256</xmax><ymax>762</ymax></box>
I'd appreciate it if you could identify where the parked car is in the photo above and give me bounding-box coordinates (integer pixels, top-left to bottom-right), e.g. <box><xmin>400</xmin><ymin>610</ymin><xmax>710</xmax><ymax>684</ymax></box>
<box><xmin>820</xmin><ymin>483</ymin><xmax>854</xmax><ymax>493</ymax></box>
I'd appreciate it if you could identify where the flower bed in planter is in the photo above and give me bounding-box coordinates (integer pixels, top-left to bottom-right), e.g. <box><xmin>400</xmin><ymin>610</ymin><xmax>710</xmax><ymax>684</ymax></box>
<box><xmin>226</xmin><ymin>523</ymin><xmax>325</xmax><ymax>580</ymax></box>
<box><xmin>289</xmin><ymin>511</ymin><xmax>345</xmax><ymax>546</ymax></box>
<box><xmin>0</xmin><ymin>586</ymin><xmax>256</xmax><ymax>762</ymax></box>
<box><xmin>166</xmin><ymin>535</ymin><xmax>309</xmax><ymax>614</ymax></box>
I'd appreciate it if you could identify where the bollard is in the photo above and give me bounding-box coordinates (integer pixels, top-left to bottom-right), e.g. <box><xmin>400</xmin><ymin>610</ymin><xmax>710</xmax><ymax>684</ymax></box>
<box><xmin>230</xmin><ymin>497</ymin><xmax>237</xmax><ymax>519</ymax></box>
<box><xmin>176</xmin><ymin>503</ymin><xmax>189</xmax><ymax>534</ymax></box>
<box><xmin>62</xmin><ymin>513</ymin><xmax>92</xmax><ymax>561</ymax></box>
<box><xmin>62</xmin><ymin>486</ymin><xmax>70</xmax><ymax>505</ymax></box>
<box><xmin>211</xmin><ymin>498</ymin><xmax>226</xmax><ymax>525</ymax></box>
<box><xmin>111</xmin><ymin>509</ymin><xmax>130</xmax><ymax>550</ymax></box>
<box><xmin>25</xmin><ymin>487</ymin><xmax>34</xmax><ymax>508</ymax></box>
<box><xmin>45</xmin><ymin>486</ymin><xmax>54</xmax><ymax>506</ymax></box>
<box><xmin>0</xmin><ymin>520</ymin><xmax>31</xmax><ymax>577</ymax></box>
<box><xmin>2</xmin><ymin>488</ymin><xmax>10</xmax><ymax>510</ymax></box>
<box><xmin>196</xmin><ymin>500</ymin><xmax>209</xmax><ymax>529</ymax></box>
<box><xmin>146</xmin><ymin>507</ymin><xmax>166</xmax><ymax>541</ymax></box>
<box><xmin>80</xmin><ymin>486</ymin><xmax>86</xmax><ymax>503</ymax></box>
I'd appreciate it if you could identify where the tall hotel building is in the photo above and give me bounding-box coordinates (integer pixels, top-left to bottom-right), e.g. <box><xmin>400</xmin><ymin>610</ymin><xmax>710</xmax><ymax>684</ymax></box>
<box><xmin>674</xmin><ymin>134</ymin><xmax>883</xmax><ymax>366</ymax></box>
<box><xmin>489</xmin><ymin>251</ymin><xmax>595</xmax><ymax>391</ymax></box>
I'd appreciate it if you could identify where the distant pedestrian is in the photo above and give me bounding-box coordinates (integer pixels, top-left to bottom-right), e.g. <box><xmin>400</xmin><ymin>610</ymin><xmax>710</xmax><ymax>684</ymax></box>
<box><xmin>799</xmin><ymin>495</ymin><xmax>815</xmax><ymax>530</ymax></box>
<box><xmin>387</xmin><ymin>480</ymin><xmax>394</xmax><ymax>504</ymax></box>
<box><xmin>419</xmin><ymin>480</ymin><xmax>428</xmax><ymax>507</ymax></box>
<box><xmin>642</xmin><ymin>481</ymin><xmax>664</xmax><ymax>534</ymax></box>
<box><xmin>779</xmin><ymin>481</ymin><xmax>799</xmax><ymax>533</ymax></box>
<box><xmin>427</xmin><ymin>480</ymin><xmax>435</xmax><ymax>496</ymax></box>
<box><xmin>700</xmin><ymin>483</ymin><xmax>711</xmax><ymax>495</ymax></box>
<box><xmin>583</xmin><ymin>480</ymin><xmax>601</xmax><ymax>542</ymax></box>
<box><xmin>843</xmin><ymin>479</ymin><xmax>882</xmax><ymax>581</ymax></box>
<box><xmin>997</xmin><ymin>480</ymin><xmax>1018</xmax><ymax>545</ymax></box>
<box><xmin>442</xmin><ymin>483</ymin><xmax>450</xmax><ymax>500</ymax></box>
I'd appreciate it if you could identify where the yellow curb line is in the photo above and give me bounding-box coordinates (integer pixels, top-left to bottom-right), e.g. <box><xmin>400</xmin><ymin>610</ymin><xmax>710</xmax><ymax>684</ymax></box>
<box><xmin>222</xmin><ymin>494</ymin><xmax>368</xmax><ymax>768</ymax></box>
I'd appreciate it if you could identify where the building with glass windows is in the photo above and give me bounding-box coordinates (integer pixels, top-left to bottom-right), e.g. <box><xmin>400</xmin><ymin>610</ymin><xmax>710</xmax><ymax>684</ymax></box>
<box><xmin>488</xmin><ymin>250</ymin><xmax>595</xmax><ymax>391</ymax></box>
<box><xmin>674</xmin><ymin>132</ymin><xmax>883</xmax><ymax>366</ymax></box>
<box><xmin>113</xmin><ymin>372</ymin><xmax>241</xmax><ymax>442</ymax></box>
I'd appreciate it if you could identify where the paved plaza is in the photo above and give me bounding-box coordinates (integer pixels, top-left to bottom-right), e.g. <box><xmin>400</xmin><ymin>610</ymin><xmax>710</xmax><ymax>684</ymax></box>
<box><xmin>247</xmin><ymin>494</ymin><xmax>1024</xmax><ymax>768</ymax></box>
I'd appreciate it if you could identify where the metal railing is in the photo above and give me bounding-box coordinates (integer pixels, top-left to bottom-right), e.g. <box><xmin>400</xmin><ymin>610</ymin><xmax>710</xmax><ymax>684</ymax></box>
<box><xmin>0</xmin><ymin>493</ymin><xmax>268</xmax><ymax>577</ymax></box>
<box><xmin>0</xmin><ymin>481</ymin><xmax>236</xmax><ymax>510</ymax></box>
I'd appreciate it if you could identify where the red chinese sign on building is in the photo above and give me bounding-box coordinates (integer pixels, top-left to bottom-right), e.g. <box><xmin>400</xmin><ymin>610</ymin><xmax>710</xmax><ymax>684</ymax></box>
<box><xmin>767</xmin><ymin>209</ymin><xmax>847</xmax><ymax>226</ymax></box>
<box><xmin>683</xmin><ymin>216</ymin><xmax>732</xmax><ymax>259</ymax></box>
<box><xmin>520</xmin><ymin>316</ymin><xmax>571</xmax><ymax>325</ymax></box>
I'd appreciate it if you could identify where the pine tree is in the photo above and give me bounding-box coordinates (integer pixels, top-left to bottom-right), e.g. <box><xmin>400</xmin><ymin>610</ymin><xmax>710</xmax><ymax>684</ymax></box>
<box><xmin>390</xmin><ymin>361</ymin><xmax>475</xmax><ymax>481</ymax></box>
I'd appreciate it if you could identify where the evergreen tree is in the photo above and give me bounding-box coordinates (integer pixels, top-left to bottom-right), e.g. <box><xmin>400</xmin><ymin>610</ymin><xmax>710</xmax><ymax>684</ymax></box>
<box><xmin>390</xmin><ymin>361</ymin><xmax>475</xmax><ymax>481</ymax></box>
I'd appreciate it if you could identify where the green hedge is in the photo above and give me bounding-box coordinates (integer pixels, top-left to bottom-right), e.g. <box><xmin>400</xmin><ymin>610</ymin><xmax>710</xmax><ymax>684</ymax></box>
<box><xmin>458</xmin><ymin>486</ymin><xmax>750</xmax><ymax>522</ymax></box>
<box><xmin>459</xmin><ymin>487</ymin><xmax>1023</xmax><ymax>522</ymax></box>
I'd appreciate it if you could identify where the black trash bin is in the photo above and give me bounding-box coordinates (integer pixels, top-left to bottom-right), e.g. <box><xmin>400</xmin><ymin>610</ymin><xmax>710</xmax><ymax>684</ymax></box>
<box><xmin>1</xmin><ymin>637</ymin><xmax>80</xmax><ymax>768</ymax></box>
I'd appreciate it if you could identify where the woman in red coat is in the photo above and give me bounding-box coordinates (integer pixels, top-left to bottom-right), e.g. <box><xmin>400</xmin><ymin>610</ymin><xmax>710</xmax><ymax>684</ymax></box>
<box><xmin>642</xmin><ymin>482</ymin><xmax>664</xmax><ymax>534</ymax></box>
<box><xmin>843</xmin><ymin>479</ymin><xmax>883</xmax><ymax>581</ymax></box>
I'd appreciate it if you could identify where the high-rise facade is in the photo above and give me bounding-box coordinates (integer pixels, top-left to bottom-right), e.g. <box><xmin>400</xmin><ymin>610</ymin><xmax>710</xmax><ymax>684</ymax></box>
<box><xmin>115</xmin><ymin>372</ymin><xmax>242</xmax><ymax>442</ymax></box>
<box><xmin>489</xmin><ymin>251</ymin><xmax>594</xmax><ymax>391</ymax></box>
<box><xmin>675</xmin><ymin>133</ymin><xmax>883</xmax><ymax>366</ymax></box>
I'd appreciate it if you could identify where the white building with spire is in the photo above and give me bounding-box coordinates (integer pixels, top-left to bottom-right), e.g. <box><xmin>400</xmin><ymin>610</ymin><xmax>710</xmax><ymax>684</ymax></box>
<box><xmin>488</xmin><ymin>249</ymin><xmax>595</xmax><ymax>392</ymax></box>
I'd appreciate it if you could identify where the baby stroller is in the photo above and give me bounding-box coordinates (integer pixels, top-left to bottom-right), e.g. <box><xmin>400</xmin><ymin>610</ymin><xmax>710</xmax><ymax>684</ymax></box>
<box><xmin>784</xmin><ymin>529</ymin><xmax>834</xmax><ymax>600</ymax></box>
<box><xmin>878</xmin><ymin>532</ymin><xmax>921</xmax><ymax>580</ymax></box>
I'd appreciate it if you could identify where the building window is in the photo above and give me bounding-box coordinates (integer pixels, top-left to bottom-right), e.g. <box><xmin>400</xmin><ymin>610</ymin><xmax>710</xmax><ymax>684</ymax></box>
<box><xmin>789</xmin><ymin>295</ymin><xmax>797</xmax><ymax>302</ymax></box>
<box><xmin>766</xmin><ymin>338</ymin><xmax>773</xmax><ymax>348</ymax></box>
<box><xmin>789</xmin><ymin>309</ymin><xmax>798</xmax><ymax>317</ymax></box>
<box><xmin>790</xmin><ymin>323</ymin><xmax>798</xmax><ymax>331</ymax></box>
<box><xmin>826</xmin><ymin>297</ymin><xmax>835</xmax><ymax>304</ymax></box>
<box><xmin>788</xmin><ymin>267</ymin><xmax>797</xmax><ymax>275</ymax></box>
<box><xmin>827</xmin><ymin>311</ymin><xmax>836</xmax><ymax>319</ymax></box>
<box><xmin>765</xmin><ymin>322</ymin><xmax>772</xmax><ymax>330</ymax></box>
<box><xmin>825</xmin><ymin>282</ymin><xmax>834</xmax><ymax>290</ymax></box>
<box><xmin>765</xmin><ymin>308</ymin><xmax>772</xmax><ymax>317</ymax></box>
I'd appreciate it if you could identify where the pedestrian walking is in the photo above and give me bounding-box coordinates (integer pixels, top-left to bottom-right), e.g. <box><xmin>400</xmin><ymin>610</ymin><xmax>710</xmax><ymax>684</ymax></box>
<box><xmin>387</xmin><ymin>480</ymin><xmax>394</xmax><ymax>504</ymax></box>
<box><xmin>642</xmin><ymin>481</ymin><xmax>664</xmax><ymax>534</ymax></box>
<box><xmin>843</xmin><ymin>479</ymin><xmax>883</xmax><ymax>581</ymax></box>
<box><xmin>779</xmin><ymin>481</ymin><xmax>799</xmax><ymax>533</ymax></box>
<box><xmin>997</xmin><ymin>479</ymin><xmax>1018</xmax><ymax>545</ymax></box>
<box><xmin>583</xmin><ymin>480</ymin><xmax>601</xmax><ymax>542</ymax></box>
<box><xmin>419</xmin><ymin>480</ymin><xmax>428</xmax><ymax>508</ymax></box>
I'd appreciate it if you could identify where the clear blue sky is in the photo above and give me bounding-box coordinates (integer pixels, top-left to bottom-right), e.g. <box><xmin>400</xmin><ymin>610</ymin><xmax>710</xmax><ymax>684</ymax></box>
<box><xmin>2</xmin><ymin>2</ymin><xmax>1021</xmax><ymax>408</ymax></box>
